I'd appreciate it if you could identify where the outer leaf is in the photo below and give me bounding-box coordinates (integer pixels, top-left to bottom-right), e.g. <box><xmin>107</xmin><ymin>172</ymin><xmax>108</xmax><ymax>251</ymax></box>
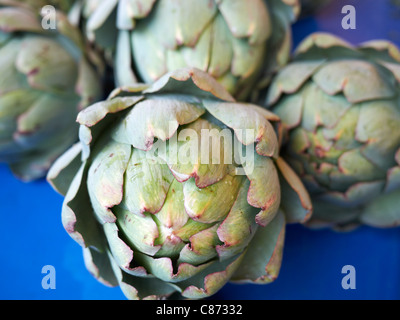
<box><xmin>0</xmin><ymin>6</ymin><xmax>43</xmax><ymax>32</ymax></box>
<box><xmin>83</xmin><ymin>246</ymin><xmax>119</xmax><ymax>287</ymax></box>
<box><xmin>143</xmin><ymin>68</ymin><xmax>235</xmax><ymax>102</ymax></box>
<box><xmin>231</xmin><ymin>210</ymin><xmax>286</xmax><ymax>283</ymax></box>
<box><xmin>16</xmin><ymin>36</ymin><xmax>78</xmax><ymax>93</ymax></box>
<box><xmin>313</xmin><ymin>60</ymin><xmax>397</xmax><ymax>103</ymax></box>
<box><xmin>218</xmin><ymin>0</ymin><xmax>271</xmax><ymax>45</ymax></box>
<box><xmin>113</xmin><ymin>208</ymin><xmax>161</xmax><ymax>257</ymax></box>
<box><xmin>47</xmin><ymin>143</ymin><xmax>82</xmax><ymax>196</ymax></box>
<box><xmin>134</xmin><ymin>251</ymin><xmax>214</xmax><ymax>283</ymax></box>
<box><xmin>244</xmin><ymin>154</ymin><xmax>281</xmax><ymax>227</ymax></box>
<box><xmin>266</xmin><ymin>60</ymin><xmax>324</xmax><ymax>105</ymax></box>
<box><xmin>181</xmin><ymin>252</ymin><xmax>246</xmax><ymax>299</ymax></box>
<box><xmin>107</xmin><ymin>250</ymin><xmax>180</xmax><ymax>300</ymax></box>
<box><xmin>276</xmin><ymin>157</ymin><xmax>312</xmax><ymax>223</ymax></box>
<box><xmin>87</xmin><ymin>135</ymin><xmax>131</xmax><ymax>223</ymax></box>
<box><xmin>111</xmin><ymin>96</ymin><xmax>205</xmax><ymax>151</ymax></box>
<box><xmin>203</xmin><ymin>100</ymin><xmax>280</xmax><ymax>158</ymax></box>
<box><xmin>178</xmin><ymin>224</ymin><xmax>220</xmax><ymax>266</ymax></box>
<box><xmin>216</xmin><ymin>179</ymin><xmax>259</xmax><ymax>260</ymax></box>
<box><xmin>360</xmin><ymin>189</ymin><xmax>400</xmax><ymax>227</ymax></box>
<box><xmin>62</xmin><ymin>163</ymin><xmax>104</xmax><ymax>250</ymax></box>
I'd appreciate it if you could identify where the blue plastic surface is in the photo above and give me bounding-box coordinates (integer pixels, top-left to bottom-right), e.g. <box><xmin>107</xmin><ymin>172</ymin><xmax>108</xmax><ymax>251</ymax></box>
<box><xmin>1</xmin><ymin>0</ymin><xmax>400</xmax><ymax>300</ymax></box>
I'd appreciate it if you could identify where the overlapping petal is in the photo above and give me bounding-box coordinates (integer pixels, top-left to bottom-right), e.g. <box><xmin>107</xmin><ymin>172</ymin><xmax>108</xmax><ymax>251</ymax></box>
<box><xmin>81</xmin><ymin>0</ymin><xmax>300</xmax><ymax>100</ymax></box>
<box><xmin>48</xmin><ymin>68</ymin><xmax>312</xmax><ymax>299</ymax></box>
<box><xmin>0</xmin><ymin>1</ymin><xmax>103</xmax><ymax>181</ymax></box>
<box><xmin>268</xmin><ymin>33</ymin><xmax>400</xmax><ymax>228</ymax></box>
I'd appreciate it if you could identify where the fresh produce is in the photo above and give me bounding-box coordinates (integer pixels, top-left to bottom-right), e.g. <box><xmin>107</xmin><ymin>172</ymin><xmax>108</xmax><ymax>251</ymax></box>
<box><xmin>48</xmin><ymin>67</ymin><xmax>312</xmax><ymax>299</ymax></box>
<box><xmin>0</xmin><ymin>0</ymin><xmax>103</xmax><ymax>181</ymax></box>
<box><xmin>267</xmin><ymin>33</ymin><xmax>400</xmax><ymax>229</ymax></box>
<box><xmin>79</xmin><ymin>0</ymin><xmax>300</xmax><ymax>100</ymax></box>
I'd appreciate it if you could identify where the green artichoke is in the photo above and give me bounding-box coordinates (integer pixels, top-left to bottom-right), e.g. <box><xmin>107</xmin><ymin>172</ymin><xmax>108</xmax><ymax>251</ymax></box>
<box><xmin>80</xmin><ymin>0</ymin><xmax>300</xmax><ymax>101</ymax></box>
<box><xmin>48</xmin><ymin>68</ymin><xmax>312</xmax><ymax>300</ymax></box>
<box><xmin>0</xmin><ymin>0</ymin><xmax>103</xmax><ymax>181</ymax></box>
<box><xmin>267</xmin><ymin>33</ymin><xmax>400</xmax><ymax>229</ymax></box>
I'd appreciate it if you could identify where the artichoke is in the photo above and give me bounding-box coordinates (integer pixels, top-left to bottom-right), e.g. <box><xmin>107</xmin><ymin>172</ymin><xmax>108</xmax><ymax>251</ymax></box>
<box><xmin>0</xmin><ymin>1</ymin><xmax>103</xmax><ymax>181</ymax></box>
<box><xmin>267</xmin><ymin>33</ymin><xmax>400</xmax><ymax>229</ymax></box>
<box><xmin>48</xmin><ymin>68</ymin><xmax>312</xmax><ymax>300</ymax></box>
<box><xmin>80</xmin><ymin>0</ymin><xmax>300</xmax><ymax>101</ymax></box>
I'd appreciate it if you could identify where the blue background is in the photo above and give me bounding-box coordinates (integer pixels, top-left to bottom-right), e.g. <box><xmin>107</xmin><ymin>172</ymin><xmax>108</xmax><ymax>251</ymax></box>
<box><xmin>1</xmin><ymin>0</ymin><xmax>400</xmax><ymax>300</ymax></box>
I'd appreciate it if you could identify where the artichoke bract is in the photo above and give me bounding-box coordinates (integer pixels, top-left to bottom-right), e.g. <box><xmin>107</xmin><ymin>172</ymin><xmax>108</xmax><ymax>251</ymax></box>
<box><xmin>267</xmin><ymin>33</ymin><xmax>400</xmax><ymax>229</ymax></box>
<box><xmin>81</xmin><ymin>0</ymin><xmax>300</xmax><ymax>101</ymax></box>
<box><xmin>48</xmin><ymin>68</ymin><xmax>312</xmax><ymax>300</ymax></box>
<box><xmin>0</xmin><ymin>1</ymin><xmax>102</xmax><ymax>181</ymax></box>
